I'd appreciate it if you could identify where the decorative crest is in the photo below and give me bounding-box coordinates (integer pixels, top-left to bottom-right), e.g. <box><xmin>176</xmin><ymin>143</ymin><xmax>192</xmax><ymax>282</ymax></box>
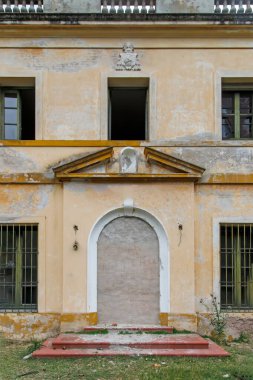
<box><xmin>116</xmin><ymin>42</ymin><xmax>141</xmax><ymax>71</ymax></box>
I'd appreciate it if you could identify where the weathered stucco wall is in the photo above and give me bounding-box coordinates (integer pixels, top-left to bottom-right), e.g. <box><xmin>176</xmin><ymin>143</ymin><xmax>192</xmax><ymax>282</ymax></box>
<box><xmin>61</xmin><ymin>182</ymin><xmax>195</xmax><ymax>317</ymax></box>
<box><xmin>1</xmin><ymin>43</ymin><xmax>253</xmax><ymax>140</ymax></box>
<box><xmin>1</xmin><ymin>146</ymin><xmax>253</xmax><ymax>177</ymax></box>
<box><xmin>195</xmin><ymin>184</ymin><xmax>253</xmax><ymax>306</ymax></box>
<box><xmin>1</xmin><ymin>32</ymin><xmax>253</xmax><ymax>339</ymax></box>
<box><xmin>0</xmin><ymin>184</ymin><xmax>63</xmax><ymax>313</ymax></box>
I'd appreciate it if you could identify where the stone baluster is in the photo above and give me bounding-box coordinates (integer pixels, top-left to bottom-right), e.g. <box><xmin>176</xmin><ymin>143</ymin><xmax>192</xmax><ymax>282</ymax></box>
<box><xmin>238</xmin><ymin>0</ymin><xmax>245</xmax><ymax>13</ymax></box>
<box><xmin>246</xmin><ymin>0</ymin><xmax>252</xmax><ymax>13</ymax></box>
<box><xmin>149</xmin><ymin>0</ymin><xmax>155</xmax><ymax>13</ymax></box>
<box><xmin>230</xmin><ymin>0</ymin><xmax>236</xmax><ymax>14</ymax></box>
<box><xmin>21</xmin><ymin>0</ymin><xmax>28</xmax><ymax>12</ymax></box>
<box><xmin>141</xmin><ymin>0</ymin><xmax>147</xmax><ymax>13</ymax></box>
<box><xmin>37</xmin><ymin>0</ymin><xmax>43</xmax><ymax>12</ymax></box>
<box><xmin>0</xmin><ymin>0</ymin><xmax>4</xmax><ymax>13</ymax></box>
<box><xmin>110</xmin><ymin>0</ymin><xmax>116</xmax><ymax>13</ymax></box>
<box><xmin>222</xmin><ymin>0</ymin><xmax>228</xmax><ymax>13</ymax></box>
<box><xmin>118</xmin><ymin>0</ymin><xmax>124</xmax><ymax>13</ymax></box>
<box><xmin>102</xmin><ymin>0</ymin><xmax>108</xmax><ymax>13</ymax></box>
<box><xmin>214</xmin><ymin>0</ymin><xmax>221</xmax><ymax>13</ymax></box>
<box><xmin>13</xmin><ymin>0</ymin><xmax>20</xmax><ymax>12</ymax></box>
<box><xmin>133</xmin><ymin>0</ymin><xmax>139</xmax><ymax>13</ymax></box>
<box><xmin>125</xmin><ymin>0</ymin><xmax>131</xmax><ymax>14</ymax></box>
<box><xmin>28</xmin><ymin>0</ymin><xmax>35</xmax><ymax>12</ymax></box>
<box><xmin>5</xmin><ymin>0</ymin><xmax>12</xmax><ymax>12</ymax></box>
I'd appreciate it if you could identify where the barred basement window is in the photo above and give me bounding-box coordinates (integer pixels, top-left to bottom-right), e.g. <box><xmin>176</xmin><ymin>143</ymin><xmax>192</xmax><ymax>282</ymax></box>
<box><xmin>220</xmin><ymin>224</ymin><xmax>253</xmax><ymax>311</ymax></box>
<box><xmin>0</xmin><ymin>224</ymin><xmax>38</xmax><ymax>312</ymax></box>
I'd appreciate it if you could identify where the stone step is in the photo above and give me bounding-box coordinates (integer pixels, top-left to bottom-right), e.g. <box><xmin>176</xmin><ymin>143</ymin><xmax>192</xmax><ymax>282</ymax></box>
<box><xmin>81</xmin><ymin>326</ymin><xmax>174</xmax><ymax>334</ymax></box>
<box><xmin>52</xmin><ymin>333</ymin><xmax>209</xmax><ymax>350</ymax></box>
<box><xmin>32</xmin><ymin>337</ymin><xmax>230</xmax><ymax>358</ymax></box>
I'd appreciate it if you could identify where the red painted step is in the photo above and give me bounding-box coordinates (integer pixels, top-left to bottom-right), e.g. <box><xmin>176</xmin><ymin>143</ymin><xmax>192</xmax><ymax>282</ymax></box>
<box><xmin>52</xmin><ymin>333</ymin><xmax>209</xmax><ymax>350</ymax></box>
<box><xmin>32</xmin><ymin>332</ymin><xmax>230</xmax><ymax>358</ymax></box>
<box><xmin>32</xmin><ymin>338</ymin><xmax>229</xmax><ymax>358</ymax></box>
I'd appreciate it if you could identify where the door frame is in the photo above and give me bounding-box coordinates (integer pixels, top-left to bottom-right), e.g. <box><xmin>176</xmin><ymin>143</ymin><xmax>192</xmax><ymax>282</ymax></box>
<box><xmin>87</xmin><ymin>204</ymin><xmax>170</xmax><ymax>316</ymax></box>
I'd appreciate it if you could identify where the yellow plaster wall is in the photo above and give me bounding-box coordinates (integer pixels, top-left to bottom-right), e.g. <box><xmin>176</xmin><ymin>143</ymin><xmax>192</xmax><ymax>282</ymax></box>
<box><xmin>0</xmin><ymin>184</ymin><xmax>63</xmax><ymax>313</ymax></box>
<box><xmin>62</xmin><ymin>182</ymin><xmax>195</xmax><ymax>315</ymax></box>
<box><xmin>195</xmin><ymin>185</ymin><xmax>253</xmax><ymax>307</ymax></box>
<box><xmin>1</xmin><ymin>34</ymin><xmax>253</xmax><ymax>337</ymax></box>
<box><xmin>1</xmin><ymin>45</ymin><xmax>253</xmax><ymax>140</ymax></box>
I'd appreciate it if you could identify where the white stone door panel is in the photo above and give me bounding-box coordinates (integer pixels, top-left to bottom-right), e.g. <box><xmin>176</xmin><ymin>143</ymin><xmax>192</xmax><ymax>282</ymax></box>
<box><xmin>97</xmin><ymin>217</ymin><xmax>160</xmax><ymax>324</ymax></box>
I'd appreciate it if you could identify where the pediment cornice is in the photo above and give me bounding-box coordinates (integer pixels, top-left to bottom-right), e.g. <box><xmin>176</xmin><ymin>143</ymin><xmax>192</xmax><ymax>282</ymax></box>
<box><xmin>53</xmin><ymin>146</ymin><xmax>205</xmax><ymax>182</ymax></box>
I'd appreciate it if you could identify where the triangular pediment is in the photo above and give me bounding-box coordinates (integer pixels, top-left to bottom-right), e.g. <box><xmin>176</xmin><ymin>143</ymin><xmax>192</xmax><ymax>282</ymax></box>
<box><xmin>53</xmin><ymin>147</ymin><xmax>113</xmax><ymax>179</ymax></box>
<box><xmin>144</xmin><ymin>147</ymin><xmax>205</xmax><ymax>177</ymax></box>
<box><xmin>53</xmin><ymin>146</ymin><xmax>205</xmax><ymax>182</ymax></box>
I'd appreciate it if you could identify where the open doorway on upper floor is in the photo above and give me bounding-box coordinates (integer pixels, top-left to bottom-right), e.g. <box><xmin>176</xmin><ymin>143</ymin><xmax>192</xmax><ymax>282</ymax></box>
<box><xmin>108</xmin><ymin>77</ymin><xmax>149</xmax><ymax>141</ymax></box>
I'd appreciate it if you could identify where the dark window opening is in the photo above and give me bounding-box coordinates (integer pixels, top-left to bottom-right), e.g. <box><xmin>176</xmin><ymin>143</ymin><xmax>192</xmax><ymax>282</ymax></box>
<box><xmin>109</xmin><ymin>88</ymin><xmax>147</xmax><ymax>140</ymax></box>
<box><xmin>1</xmin><ymin>88</ymin><xmax>35</xmax><ymax>140</ymax></box>
<box><xmin>20</xmin><ymin>89</ymin><xmax>35</xmax><ymax>140</ymax></box>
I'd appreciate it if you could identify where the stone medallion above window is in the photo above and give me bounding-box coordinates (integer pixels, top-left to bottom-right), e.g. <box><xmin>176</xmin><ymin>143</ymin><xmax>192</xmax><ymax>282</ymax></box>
<box><xmin>116</xmin><ymin>43</ymin><xmax>141</xmax><ymax>71</ymax></box>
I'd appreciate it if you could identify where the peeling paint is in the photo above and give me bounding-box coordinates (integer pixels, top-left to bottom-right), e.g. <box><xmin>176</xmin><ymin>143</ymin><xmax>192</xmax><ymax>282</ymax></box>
<box><xmin>0</xmin><ymin>313</ymin><xmax>98</xmax><ymax>340</ymax></box>
<box><xmin>197</xmin><ymin>313</ymin><xmax>253</xmax><ymax>339</ymax></box>
<box><xmin>167</xmin><ymin>314</ymin><xmax>197</xmax><ymax>332</ymax></box>
<box><xmin>0</xmin><ymin>148</ymin><xmax>38</xmax><ymax>173</ymax></box>
<box><xmin>0</xmin><ymin>185</ymin><xmax>53</xmax><ymax>217</ymax></box>
<box><xmin>19</xmin><ymin>49</ymin><xmax>101</xmax><ymax>72</ymax></box>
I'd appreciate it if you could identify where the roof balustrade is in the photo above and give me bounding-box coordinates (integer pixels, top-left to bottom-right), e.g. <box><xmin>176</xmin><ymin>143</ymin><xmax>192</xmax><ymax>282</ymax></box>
<box><xmin>0</xmin><ymin>0</ymin><xmax>253</xmax><ymax>14</ymax></box>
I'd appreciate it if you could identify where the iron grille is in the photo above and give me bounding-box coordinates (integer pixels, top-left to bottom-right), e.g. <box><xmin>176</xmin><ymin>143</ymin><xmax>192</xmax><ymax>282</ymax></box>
<box><xmin>220</xmin><ymin>224</ymin><xmax>253</xmax><ymax>311</ymax></box>
<box><xmin>0</xmin><ymin>224</ymin><xmax>38</xmax><ymax>312</ymax></box>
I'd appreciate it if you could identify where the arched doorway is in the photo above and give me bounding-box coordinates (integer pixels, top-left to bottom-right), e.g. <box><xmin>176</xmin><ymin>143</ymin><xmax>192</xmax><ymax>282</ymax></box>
<box><xmin>87</xmin><ymin>204</ymin><xmax>170</xmax><ymax>324</ymax></box>
<box><xmin>97</xmin><ymin>217</ymin><xmax>159</xmax><ymax>324</ymax></box>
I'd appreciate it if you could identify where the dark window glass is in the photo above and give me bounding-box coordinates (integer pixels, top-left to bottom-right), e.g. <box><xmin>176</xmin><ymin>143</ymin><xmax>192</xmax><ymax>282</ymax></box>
<box><xmin>222</xmin><ymin>90</ymin><xmax>253</xmax><ymax>139</ymax></box>
<box><xmin>109</xmin><ymin>88</ymin><xmax>147</xmax><ymax>140</ymax></box>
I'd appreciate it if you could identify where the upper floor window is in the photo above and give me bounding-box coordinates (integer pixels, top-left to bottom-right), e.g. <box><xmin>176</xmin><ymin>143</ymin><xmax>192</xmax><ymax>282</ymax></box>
<box><xmin>107</xmin><ymin>78</ymin><xmax>149</xmax><ymax>141</ymax></box>
<box><xmin>0</xmin><ymin>87</ymin><xmax>35</xmax><ymax>140</ymax></box>
<box><xmin>109</xmin><ymin>87</ymin><xmax>148</xmax><ymax>140</ymax></box>
<box><xmin>222</xmin><ymin>89</ymin><xmax>253</xmax><ymax>140</ymax></box>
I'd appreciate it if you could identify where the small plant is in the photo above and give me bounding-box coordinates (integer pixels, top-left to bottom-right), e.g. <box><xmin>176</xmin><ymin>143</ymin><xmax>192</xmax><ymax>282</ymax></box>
<box><xmin>233</xmin><ymin>332</ymin><xmax>250</xmax><ymax>344</ymax></box>
<box><xmin>23</xmin><ymin>340</ymin><xmax>42</xmax><ymax>358</ymax></box>
<box><xmin>200</xmin><ymin>294</ymin><xmax>227</xmax><ymax>344</ymax></box>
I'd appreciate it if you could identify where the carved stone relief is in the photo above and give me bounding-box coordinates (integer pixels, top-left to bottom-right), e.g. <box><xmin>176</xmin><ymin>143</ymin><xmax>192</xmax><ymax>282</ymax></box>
<box><xmin>116</xmin><ymin>42</ymin><xmax>141</xmax><ymax>71</ymax></box>
<box><xmin>120</xmin><ymin>147</ymin><xmax>138</xmax><ymax>173</ymax></box>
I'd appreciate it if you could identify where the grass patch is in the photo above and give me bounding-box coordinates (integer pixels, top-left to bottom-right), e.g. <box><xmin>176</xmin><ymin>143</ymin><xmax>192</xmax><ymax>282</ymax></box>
<box><xmin>173</xmin><ymin>328</ymin><xmax>193</xmax><ymax>334</ymax></box>
<box><xmin>232</xmin><ymin>332</ymin><xmax>250</xmax><ymax>344</ymax></box>
<box><xmin>144</xmin><ymin>330</ymin><xmax>171</xmax><ymax>335</ymax></box>
<box><xmin>66</xmin><ymin>329</ymin><xmax>109</xmax><ymax>335</ymax></box>
<box><xmin>0</xmin><ymin>336</ymin><xmax>253</xmax><ymax>380</ymax></box>
<box><xmin>118</xmin><ymin>330</ymin><xmax>143</xmax><ymax>335</ymax></box>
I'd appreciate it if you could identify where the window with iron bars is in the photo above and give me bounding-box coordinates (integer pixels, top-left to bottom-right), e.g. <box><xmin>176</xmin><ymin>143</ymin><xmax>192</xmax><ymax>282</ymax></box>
<box><xmin>0</xmin><ymin>224</ymin><xmax>38</xmax><ymax>312</ymax></box>
<box><xmin>220</xmin><ymin>224</ymin><xmax>253</xmax><ymax>311</ymax></box>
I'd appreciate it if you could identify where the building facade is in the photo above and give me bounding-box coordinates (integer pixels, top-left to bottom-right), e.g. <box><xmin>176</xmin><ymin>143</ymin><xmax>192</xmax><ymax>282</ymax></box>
<box><xmin>0</xmin><ymin>0</ymin><xmax>253</xmax><ymax>340</ymax></box>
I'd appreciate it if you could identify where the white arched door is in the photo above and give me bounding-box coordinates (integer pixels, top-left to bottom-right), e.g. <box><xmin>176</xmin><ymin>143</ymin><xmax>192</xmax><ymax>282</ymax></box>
<box><xmin>87</xmin><ymin>205</ymin><xmax>170</xmax><ymax>324</ymax></box>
